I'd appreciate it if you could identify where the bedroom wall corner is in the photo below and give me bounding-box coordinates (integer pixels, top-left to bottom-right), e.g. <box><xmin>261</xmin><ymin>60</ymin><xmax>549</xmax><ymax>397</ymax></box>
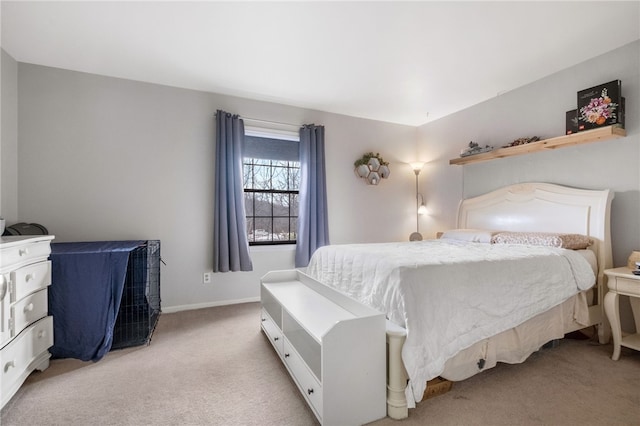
<box><xmin>417</xmin><ymin>40</ymin><xmax>640</xmax><ymax>267</ymax></box>
<box><xmin>0</xmin><ymin>48</ymin><xmax>19</xmax><ymax>224</ymax></box>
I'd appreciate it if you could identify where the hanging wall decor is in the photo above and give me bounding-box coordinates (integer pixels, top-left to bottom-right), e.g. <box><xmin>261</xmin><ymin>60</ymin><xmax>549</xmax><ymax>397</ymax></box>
<box><xmin>354</xmin><ymin>152</ymin><xmax>390</xmax><ymax>185</ymax></box>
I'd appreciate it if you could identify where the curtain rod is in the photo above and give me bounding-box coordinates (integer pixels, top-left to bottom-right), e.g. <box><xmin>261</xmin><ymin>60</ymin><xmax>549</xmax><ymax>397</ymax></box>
<box><xmin>214</xmin><ymin>112</ymin><xmax>301</xmax><ymax>129</ymax></box>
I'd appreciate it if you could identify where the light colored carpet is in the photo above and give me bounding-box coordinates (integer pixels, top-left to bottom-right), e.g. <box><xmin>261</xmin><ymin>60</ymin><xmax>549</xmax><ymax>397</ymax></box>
<box><xmin>1</xmin><ymin>302</ymin><xmax>639</xmax><ymax>426</ymax></box>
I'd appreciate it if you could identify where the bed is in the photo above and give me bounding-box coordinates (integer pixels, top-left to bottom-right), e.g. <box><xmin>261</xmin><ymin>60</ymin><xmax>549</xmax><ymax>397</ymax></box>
<box><xmin>305</xmin><ymin>182</ymin><xmax>613</xmax><ymax>419</ymax></box>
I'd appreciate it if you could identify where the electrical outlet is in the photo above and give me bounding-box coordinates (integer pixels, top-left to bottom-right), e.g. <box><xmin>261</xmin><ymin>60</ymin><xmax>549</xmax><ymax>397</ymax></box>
<box><xmin>203</xmin><ymin>272</ymin><xmax>212</xmax><ymax>284</ymax></box>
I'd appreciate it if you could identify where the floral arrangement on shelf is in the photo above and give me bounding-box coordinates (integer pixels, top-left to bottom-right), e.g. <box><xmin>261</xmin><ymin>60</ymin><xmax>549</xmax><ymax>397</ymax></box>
<box><xmin>579</xmin><ymin>87</ymin><xmax>618</xmax><ymax>126</ymax></box>
<box><xmin>502</xmin><ymin>136</ymin><xmax>541</xmax><ymax>148</ymax></box>
<box><xmin>354</xmin><ymin>152</ymin><xmax>390</xmax><ymax>185</ymax></box>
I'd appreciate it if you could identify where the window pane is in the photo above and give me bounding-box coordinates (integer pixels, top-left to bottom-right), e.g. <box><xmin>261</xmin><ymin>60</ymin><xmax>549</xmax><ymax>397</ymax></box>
<box><xmin>271</xmin><ymin>165</ymin><xmax>289</xmax><ymax>191</ymax></box>
<box><xmin>273</xmin><ymin>217</ymin><xmax>293</xmax><ymax>240</ymax></box>
<box><xmin>246</xmin><ymin>217</ymin><xmax>255</xmax><ymax>242</ymax></box>
<box><xmin>273</xmin><ymin>193</ymin><xmax>290</xmax><ymax>217</ymax></box>
<box><xmin>253</xmin><ymin>163</ymin><xmax>271</xmax><ymax>190</ymax></box>
<box><xmin>255</xmin><ymin>218</ymin><xmax>272</xmax><ymax>242</ymax></box>
<box><xmin>289</xmin><ymin>165</ymin><xmax>300</xmax><ymax>190</ymax></box>
<box><xmin>243</xmin><ymin>162</ymin><xmax>253</xmax><ymax>189</ymax></box>
<box><xmin>254</xmin><ymin>192</ymin><xmax>272</xmax><ymax>217</ymax></box>
<box><xmin>244</xmin><ymin>192</ymin><xmax>255</xmax><ymax>216</ymax></box>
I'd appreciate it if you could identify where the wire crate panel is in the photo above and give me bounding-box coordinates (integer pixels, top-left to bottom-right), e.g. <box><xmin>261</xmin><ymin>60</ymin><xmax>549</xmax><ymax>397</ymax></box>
<box><xmin>112</xmin><ymin>240</ymin><xmax>161</xmax><ymax>350</ymax></box>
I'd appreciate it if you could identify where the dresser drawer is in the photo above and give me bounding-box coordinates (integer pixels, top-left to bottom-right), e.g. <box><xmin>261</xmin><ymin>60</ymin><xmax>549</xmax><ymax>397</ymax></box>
<box><xmin>261</xmin><ymin>309</ymin><xmax>283</xmax><ymax>356</ymax></box>
<box><xmin>283</xmin><ymin>339</ymin><xmax>323</xmax><ymax>419</ymax></box>
<box><xmin>12</xmin><ymin>289</ymin><xmax>49</xmax><ymax>338</ymax></box>
<box><xmin>1</xmin><ymin>316</ymin><xmax>53</xmax><ymax>398</ymax></box>
<box><xmin>0</xmin><ymin>240</ymin><xmax>52</xmax><ymax>272</ymax></box>
<box><xmin>11</xmin><ymin>261</ymin><xmax>51</xmax><ymax>303</ymax></box>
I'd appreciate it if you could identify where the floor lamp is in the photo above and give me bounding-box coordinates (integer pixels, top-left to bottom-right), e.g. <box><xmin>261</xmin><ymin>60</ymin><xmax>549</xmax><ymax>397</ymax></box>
<box><xmin>409</xmin><ymin>162</ymin><xmax>425</xmax><ymax>241</ymax></box>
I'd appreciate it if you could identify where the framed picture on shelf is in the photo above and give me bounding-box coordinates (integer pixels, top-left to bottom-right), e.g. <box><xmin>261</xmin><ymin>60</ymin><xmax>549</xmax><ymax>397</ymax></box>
<box><xmin>577</xmin><ymin>80</ymin><xmax>623</xmax><ymax>131</ymax></box>
<box><xmin>565</xmin><ymin>109</ymin><xmax>578</xmax><ymax>135</ymax></box>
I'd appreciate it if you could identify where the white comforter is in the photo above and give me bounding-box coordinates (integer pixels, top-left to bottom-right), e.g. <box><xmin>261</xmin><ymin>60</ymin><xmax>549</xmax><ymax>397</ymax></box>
<box><xmin>306</xmin><ymin>239</ymin><xmax>595</xmax><ymax>405</ymax></box>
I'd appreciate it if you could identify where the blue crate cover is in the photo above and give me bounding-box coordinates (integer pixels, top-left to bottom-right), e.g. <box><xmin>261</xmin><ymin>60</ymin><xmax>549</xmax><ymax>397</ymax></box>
<box><xmin>49</xmin><ymin>241</ymin><xmax>145</xmax><ymax>361</ymax></box>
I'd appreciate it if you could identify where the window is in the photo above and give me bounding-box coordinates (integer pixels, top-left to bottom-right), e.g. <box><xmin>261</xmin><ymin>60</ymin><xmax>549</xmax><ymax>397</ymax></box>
<box><xmin>243</xmin><ymin>132</ymin><xmax>300</xmax><ymax>245</ymax></box>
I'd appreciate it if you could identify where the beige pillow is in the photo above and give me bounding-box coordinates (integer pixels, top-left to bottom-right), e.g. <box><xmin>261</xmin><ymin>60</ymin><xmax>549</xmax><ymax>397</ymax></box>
<box><xmin>490</xmin><ymin>232</ymin><xmax>593</xmax><ymax>249</ymax></box>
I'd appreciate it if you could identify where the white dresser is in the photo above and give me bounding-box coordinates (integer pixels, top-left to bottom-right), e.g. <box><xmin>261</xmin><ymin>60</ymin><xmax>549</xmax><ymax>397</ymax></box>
<box><xmin>0</xmin><ymin>235</ymin><xmax>55</xmax><ymax>409</ymax></box>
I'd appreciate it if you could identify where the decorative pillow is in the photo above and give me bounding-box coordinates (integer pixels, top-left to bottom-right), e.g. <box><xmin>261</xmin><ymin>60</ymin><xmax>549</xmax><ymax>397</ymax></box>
<box><xmin>440</xmin><ymin>229</ymin><xmax>497</xmax><ymax>243</ymax></box>
<box><xmin>490</xmin><ymin>232</ymin><xmax>593</xmax><ymax>249</ymax></box>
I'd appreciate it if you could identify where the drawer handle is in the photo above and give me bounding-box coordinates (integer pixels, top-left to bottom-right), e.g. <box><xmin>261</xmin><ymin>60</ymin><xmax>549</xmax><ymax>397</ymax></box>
<box><xmin>25</xmin><ymin>273</ymin><xmax>36</xmax><ymax>282</ymax></box>
<box><xmin>37</xmin><ymin>330</ymin><xmax>46</xmax><ymax>339</ymax></box>
<box><xmin>19</xmin><ymin>248</ymin><xmax>29</xmax><ymax>256</ymax></box>
<box><xmin>0</xmin><ymin>275</ymin><xmax>6</xmax><ymax>302</ymax></box>
<box><xmin>4</xmin><ymin>361</ymin><xmax>15</xmax><ymax>373</ymax></box>
<box><xmin>284</xmin><ymin>353</ymin><xmax>290</xmax><ymax>358</ymax></box>
<box><xmin>261</xmin><ymin>318</ymin><xmax>266</xmax><ymax>322</ymax></box>
<box><xmin>307</xmin><ymin>388</ymin><xmax>314</xmax><ymax>395</ymax></box>
<box><xmin>273</xmin><ymin>337</ymin><xmax>279</xmax><ymax>341</ymax></box>
<box><xmin>23</xmin><ymin>303</ymin><xmax>34</xmax><ymax>313</ymax></box>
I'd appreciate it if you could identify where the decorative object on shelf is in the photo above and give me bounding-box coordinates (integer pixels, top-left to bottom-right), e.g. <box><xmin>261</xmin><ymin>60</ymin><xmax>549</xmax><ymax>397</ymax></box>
<box><xmin>577</xmin><ymin>80</ymin><xmax>623</xmax><ymax>131</ymax></box>
<box><xmin>502</xmin><ymin>136</ymin><xmax>541</xmax><ymax>148</ymax></box>
<box><xmin>565</xmin><ymin>110</ymin><xmax>578</xmax><ymax>135</ymax></box>
<box><xmin>409</xmin><ymin>162</ymin><xmax>425</xmax><ymax>241</ymax></box>
<box><xmin>354</xmin><ymin>152</ymin><xmax>390</xmax><ymax>185</ymax></box>
<box><xmin>460</xmin><ymin>141</ymin><xmax>493</xmax><ymax>157</ymax></box>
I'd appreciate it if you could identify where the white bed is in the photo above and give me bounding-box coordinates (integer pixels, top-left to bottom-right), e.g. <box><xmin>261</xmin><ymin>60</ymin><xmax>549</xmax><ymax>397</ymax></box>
<box><xmin>305</xmin><ymin>182</ymin><xmax>614</xmax><ymax>419</ymax></box>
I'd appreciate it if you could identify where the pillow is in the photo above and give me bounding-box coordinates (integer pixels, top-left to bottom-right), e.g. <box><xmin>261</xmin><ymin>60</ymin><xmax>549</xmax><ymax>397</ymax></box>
<box><xmin>490</xmin><ymin>232</ymin><xmax>593</xmax><ymax>249</ymax></box>
<box><xmin>440</xmin><ymin>229</ymin><xmax>497</xmax><ymax>243</ymax></box>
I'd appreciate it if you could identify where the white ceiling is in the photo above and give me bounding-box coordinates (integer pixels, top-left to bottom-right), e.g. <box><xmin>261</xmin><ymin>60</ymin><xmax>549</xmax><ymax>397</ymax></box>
<box><xmin>2</xmin><ymin>1</ymin><xmax>639</xmax><ymax>126</ymax></box>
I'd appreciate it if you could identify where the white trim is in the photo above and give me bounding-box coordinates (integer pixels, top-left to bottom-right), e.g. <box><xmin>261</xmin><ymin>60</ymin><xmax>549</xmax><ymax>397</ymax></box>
<box><xmin>162</xmin><ymin>297</ymin><xmax>260</xmax><ymax>313</ymax></box>
<box><xmin>244</xmin><ymin>124</ymin><xmax>300</xmax><ymax>142</ymax></box>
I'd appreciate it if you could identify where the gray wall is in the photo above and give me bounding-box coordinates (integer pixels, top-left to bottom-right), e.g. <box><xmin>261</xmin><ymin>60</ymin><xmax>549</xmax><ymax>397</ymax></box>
<box><xmin>418</xmin><ymin>40</ymin><xmax>640</xmax><ymax>330</ymax></box>
<box><xmin>1</xmin><ymin>49</ymin><xmax>19</xmax><ymax>223</ymax></box>
<box><xmin>7</xmin><ymin>41</ymin><xmax>639</xmax><ymax>315</ymax></box>
<box><xmin>14</xmin><ymin>64</ymin><xmax>417</xmax><ymax>311</ymax></box>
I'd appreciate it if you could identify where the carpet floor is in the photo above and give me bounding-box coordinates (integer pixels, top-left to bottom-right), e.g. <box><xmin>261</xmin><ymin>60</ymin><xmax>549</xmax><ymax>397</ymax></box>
<box><xmin>2</xmin><ymin>302</ymin><xmax>639</xmax><ymax>426</ymax></box>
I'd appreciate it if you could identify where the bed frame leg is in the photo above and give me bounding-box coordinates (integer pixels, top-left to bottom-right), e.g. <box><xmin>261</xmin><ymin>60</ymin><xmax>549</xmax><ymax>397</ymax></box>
<box><xmin>597</xmin><ymin>321</ymin><xmax>611</xmax><ymax>344</ymax></box>
<box><xmin>386</xmin><ymin>323</ymin><xmax>408</xmax><ymax>420</ymax></box>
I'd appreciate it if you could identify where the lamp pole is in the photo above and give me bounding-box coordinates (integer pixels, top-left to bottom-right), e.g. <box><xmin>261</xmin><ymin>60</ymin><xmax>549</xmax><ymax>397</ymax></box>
<box><xmin>409</xmin><ymin>162</ymin><xmax>424</xmax><ymax>241</ymax></box>
<box><xmin>415</xmin><ymin>169</ymin><xmax>420</xmax><ymax>234</ymax></box>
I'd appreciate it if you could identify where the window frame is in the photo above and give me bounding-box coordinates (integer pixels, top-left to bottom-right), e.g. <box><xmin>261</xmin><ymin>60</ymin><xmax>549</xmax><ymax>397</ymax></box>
<box><xmin>243</xmin><ymin>127</ymin><xmax>300</xmax><ymax>247</ymax></box>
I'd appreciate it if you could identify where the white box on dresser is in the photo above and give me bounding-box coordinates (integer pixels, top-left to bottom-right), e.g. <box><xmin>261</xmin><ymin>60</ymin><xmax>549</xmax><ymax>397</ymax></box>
<box><xmin>0</xmin><ymin>235</ymin><xmax>55</xmax><ymax>409</ymax></box>
<box><xmin>261</xmin><ymin>270</ymin><xmax>387</xmax><ymax>426</ymax></box>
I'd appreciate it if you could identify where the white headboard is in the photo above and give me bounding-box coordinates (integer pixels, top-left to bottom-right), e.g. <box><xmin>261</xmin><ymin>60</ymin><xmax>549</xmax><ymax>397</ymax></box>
<box><xmin>457</xmin><ymin>182</ymin><xmax>614</xmax><ymax>290</ymax></box>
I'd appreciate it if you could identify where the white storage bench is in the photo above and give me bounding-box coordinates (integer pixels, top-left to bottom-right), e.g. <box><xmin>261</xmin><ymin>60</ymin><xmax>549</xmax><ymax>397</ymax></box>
<box><xmin>260</xmin><ymin>270</ymin><xmax>387</xmax><ymax>425</ymax></box>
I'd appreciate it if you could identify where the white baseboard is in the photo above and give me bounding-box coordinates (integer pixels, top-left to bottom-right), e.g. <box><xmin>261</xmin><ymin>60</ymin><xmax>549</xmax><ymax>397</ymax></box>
<box><xmin>162</xmin><ymin>297</ymin><xmax>260</xmax><ymax>314</ymax></box>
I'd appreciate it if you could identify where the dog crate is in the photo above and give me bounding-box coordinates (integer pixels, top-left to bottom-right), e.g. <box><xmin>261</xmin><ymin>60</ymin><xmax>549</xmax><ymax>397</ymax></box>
<box><xmin>111</xmin><ymin>240</ymin><xmax>162</xmax><ymax>350</ymax></box>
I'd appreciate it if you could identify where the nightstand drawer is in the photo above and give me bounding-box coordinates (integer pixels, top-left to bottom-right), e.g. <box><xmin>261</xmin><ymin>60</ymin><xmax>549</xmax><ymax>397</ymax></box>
<box><xmin>609</xmin><ymin>276</ymin><xmax>640</xmax><ymax>296</ymax></box>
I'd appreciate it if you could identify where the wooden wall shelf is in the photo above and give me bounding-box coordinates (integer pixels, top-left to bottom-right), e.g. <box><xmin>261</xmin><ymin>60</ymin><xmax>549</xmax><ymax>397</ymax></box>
<box><xmin>450</xmin><ymin>125</ymin><xmax>627</xmax><ymax>166</ymax></box>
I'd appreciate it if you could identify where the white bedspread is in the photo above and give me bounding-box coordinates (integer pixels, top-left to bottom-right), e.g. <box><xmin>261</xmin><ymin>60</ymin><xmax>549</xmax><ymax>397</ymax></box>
<box><xmin>306</xmin><ymin>240</ymin><xmax>595</xmax><ymax>404</ymax></box>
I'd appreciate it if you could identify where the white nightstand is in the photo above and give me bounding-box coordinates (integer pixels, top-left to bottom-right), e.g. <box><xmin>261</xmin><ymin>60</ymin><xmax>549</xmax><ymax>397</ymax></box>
<box><xmin>604</xmin><ymin>267</ymin><xmax>640</xmax><ymax>360</ymax></box>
